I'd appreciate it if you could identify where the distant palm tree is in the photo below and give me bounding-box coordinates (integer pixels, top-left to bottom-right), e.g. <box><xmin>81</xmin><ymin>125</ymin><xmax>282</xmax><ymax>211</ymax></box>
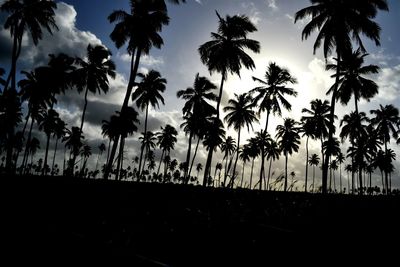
<box><xmin>276</xmin><ymin>118</ymin><xmax>300</xmax><ymax>192</ymax></box>
<box><xmin>266</xmin><ymin>140</ymin><xmax>280</xmax><ymax>191</ymax></box>
<box><xmin>80</xmin><ymin>144</ymin><xmax>92</xmax><ymax>177</ymax></box>
<box><xmin>255</xmin><ymin>130</ymin><xmax>272</xmax><ymax>190</ymax></box>
<box><xmin>51</xmin><ymin>117</ymin><xmax>67</xmax><ymax>175</ymax></box>
<box><xmin>295</xmin><ymin>0</ymin><xmax>389</xmax><ymax>194</ymax></box>
<box><xmin>63</xmin><ymin>127</ymin><xmax>84</xmax><ymax>176</ymax></box>
<box><xmin>75</xmin><ymin>44</ymin><xmax>116</xmax><ymax>134</ymax></box>
<box><xmin>38</xmin><ymin>109</ymin><xmax>60</xmax><ymax>176</ymax></box>
<box><xmin>199</xmin><ymin>11</ymin><xmax>260</xmax><ymax>119</ymax></box>
<box><xmin>299</xmin><ymin>119</ymin><xmax>315</xmax><ymax>192</ymax></box>
<box><xmin>336</xmin><ymin>152</ymin><xmax>345</xmax><ymax>193</ymax></box>
<box><xmin>308</xmin><ymin>154</ymin><xmax>320</xmax><ymax>193</ymax></box>
<box><xmin>26</xmin><ymin>137</ymin><xmax>40</xmax><ymax>174</ymax></box>
<box><xmin>202</xmin><ymin>118</ymin><xmax>225</xmax><ymax>186</ymax></box>
<box><xmin>95</xmin><ymin>143</ymin><xmax>106</xmax><ymax>176</ymax></box>
<box><xmin>214</xmin><ymin>162</ymin><xmax>223</xmax><ymax>187</ymax></box>
<box><xmin>220</xmin><ymin>136</ymin><xmax>236</xmax><ymax>187</ymax></box>
<box><xmin>344</xmin><ymin>164</ymin><xmax>353</xmax><ymax>194</ymax></box>
<box><xmin>370</xmin><ymin>104</ymin><xmax>400</xmax><ymax>193</ymax></box>
<box><xmin>133</xmin><ymin>70</ymin><xmax>166</xmax><ymax>177</ymax></box>
<box><xmin>196</xmin><ymin>163</ymin><xmax>203</xmax><ymax>181</ymax></box>
<box><xmin>251</xmin><ymin>62</ymin><xmax>297</xmax><ymax>132</ymax></box>
<box><xmin>329</xmin><ymin>159</ymin><xmax>338</xmax><ymax>192</ymax></box>
<box><xmin>156</xmin><ymin>124</ymin><xmax>178</xmax><ymax>176</ymax></box>
<box><xmin>246</xmin><ymin>137</ymin><xmax>260</xmax><ymax>190</ymax></box>
<box><xmin>224</xmin><ymin>93</ymin><xmax>258</xmax><ymax>188</ymax></box>
<box><xmin>239</xmin><ymin>146</ymin><xmax>250</xmax><ymax>188</ymax></box>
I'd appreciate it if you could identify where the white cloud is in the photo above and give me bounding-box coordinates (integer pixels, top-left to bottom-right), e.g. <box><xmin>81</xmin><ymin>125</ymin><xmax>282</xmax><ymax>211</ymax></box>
<box><xmin>118</xmin><ymin>52</ymin><xmax>164</xmax><ymax>68</ymax></box>
<box><xmin>241</xmin><ymin>2</ymin><xmax>262</xmax><ymax>25</ymax></box>
<box><xmin>267</xmin><ymin>0</ymin><xmax>278</xmax><ymax>11</ymax></box>
<box><xmin>194</xmin><ymin>0</ymin><xmax>202</xmax><ymax>5</ymax></box>
<box><xmin>376</xmin><ymin>64</ymin><xmax>400</xmax><ymax>102</ymax></box>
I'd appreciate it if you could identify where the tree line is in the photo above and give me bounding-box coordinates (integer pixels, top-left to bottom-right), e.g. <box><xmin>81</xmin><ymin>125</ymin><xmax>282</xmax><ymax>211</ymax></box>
<box><xmin>1</xmin><ymin>0</ymin><xmax>398</xmax><ymax>195</ymax></box>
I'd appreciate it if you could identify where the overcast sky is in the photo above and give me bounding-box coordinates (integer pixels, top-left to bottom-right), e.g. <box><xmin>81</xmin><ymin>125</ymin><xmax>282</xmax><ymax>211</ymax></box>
<box><xmin>1</xmin><ymin>0</ymin><xmax>399</xmax><ymax>190</ymax></box>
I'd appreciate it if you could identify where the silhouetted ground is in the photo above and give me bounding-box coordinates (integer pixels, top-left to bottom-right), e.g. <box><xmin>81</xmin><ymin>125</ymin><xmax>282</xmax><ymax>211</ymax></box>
<box><xmin>2</xmin><ymin>176</ymin><xmax>399</xmax><ymax>265</ymax></box>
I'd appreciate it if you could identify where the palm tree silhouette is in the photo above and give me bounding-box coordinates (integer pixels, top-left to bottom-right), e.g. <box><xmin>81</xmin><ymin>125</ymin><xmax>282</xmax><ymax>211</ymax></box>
<box><xmin>276</xmin><ymin>118</ymin><xmax>301</xmax><ymax>192</ymax></box>
<box><xmin>196</xmin><ymin>163</ymin><xmax>203</xmax><ymax>181</ymax></box>
<box><xmin>156</xmin><ymin>124</ymin><xmax>178</xmax><ymax>176</ymax></box>
<box><xmin>308</xmin><ymin>154</ymin><xmax>320</xmax><ymax>193</ymax></box>
<box><xmin>202</xmin><ymin>117</ymin><xmax>225</xmax><ymax>186</ymax></box>
<box><xmin>213</xmin><ymin>162</ymin><xmax>223</xmax><ymax>187</ymax></box>
<box><xmin>177</xmin><ymin>74</ymin><xmax>217</xmax><ymax>179</ymax></box>
<box><xmin>220</xmin><ymin>136</ymin><xmax>236</xmax><ymax>187</ymax></box>
<box><xmin>344</xmin><ymin>164</ymin><xmax>353</xmax><ymax>194</ymax></box>
<box><xmin>199</xmin><ymin>11</ymin><xmax>260</xmax><ymax>119</ymax></box>
<box><xmin>323</xmin><ymin>137</ymin><xmax>341</xmax><ymax>192</ymax></box>
<box><xmin>239</xmin><ymin>146</ymin><xmax>250</xmax><ymax>188</ymax></box>
<box><xmin>26</xmin><ymin>137</ymin><xmax>40</xmax><ymax>174</ymax></box>
<box><xmin>295</xmin><ymin>0</ymin><xmax>388</xmax><ymax>194</ymax></box>
<box><xmin>63</xmin><ymin>127</ymin><xmax>84</xmax><ymax>176</ymax></box>
<box><xmin>327</xmin><ymin>48</ymin><xmax>379</xmax><ymax>115</ymax></box>
<box><xmin>246</xmin><ymin>137</ymin><xmax>260</xmax><ymax>190</ymax></box>
<box><xmin>51</xmin><ymin>117</ymin><xmax>67</xmax><ymax>175</ymax></box>
<box><xmin>255</xmin><ymin>130</ymin><xmax>272</xmax><ymax>190</ymax></box>
<box><xmin>336</xmin><ymin>152</ymin><xmax>345</xmax><ymax>193</ymax></box>
<box><xmin>224</xmin><ymin>93</ymin><xmax>258</xmax><ymax>188</ymax></box>
<box><xmin>251</xmin><ymin>62</ymin><xmax>297</xmax><ymax>132</ymax></box>
<box><xmin>75</xmin><ymin>44</ymin><xmax>116</xmax><ymax>134</ymax></box>
<box><xmin>133</xmin><ymin>70</ymin><xmax>166</xmax><ymax>178</ymax></box>
<box><xmin>139</xmin><ymin>131</ymin><xmax>157</xmax><ymax>174</ymax></box>
<box><xmin>266</xmin><ymin>140</ymin><xmax>280</xmax><ymax>191</ymax></box>
<box><xmin>80</xmin><ymin>144</ymin><xmax>92</xmax><ymax>177</ymax></box>
<box><xmin>299</xmin><ymin>119</ymin><xmax>315</xmax><ymax>192</ymax></box>
<box><xmin>38</xmin><ymin>109</ymin><xmax>60</xmax><ymax>176</ymax></box>
<box><xmin>95</xmin><ymin>143</ymin><xmax>106</xmax><ymax>177</ymax></box>
<box><xmin>370</xmin><ymin>104</ymin><xmax>400</xmax><ymax>194</ymax></box>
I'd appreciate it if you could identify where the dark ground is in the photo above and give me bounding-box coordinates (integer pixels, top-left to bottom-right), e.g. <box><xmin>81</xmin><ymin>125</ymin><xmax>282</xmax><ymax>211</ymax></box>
<box><xmin>2</xmin><ymin>176</ymin><xmax>399</xmax><ymax>265</ymax></box>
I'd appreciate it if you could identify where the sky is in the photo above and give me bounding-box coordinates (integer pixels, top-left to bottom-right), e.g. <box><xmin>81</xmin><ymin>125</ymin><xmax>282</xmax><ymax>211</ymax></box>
<box><xmin>1</xmin><ymin>0</ymin><xmax>400</xmax><ymax>190</ymax></box>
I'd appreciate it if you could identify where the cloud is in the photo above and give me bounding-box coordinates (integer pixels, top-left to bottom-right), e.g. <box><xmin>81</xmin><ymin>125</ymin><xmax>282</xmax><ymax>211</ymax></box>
<box><xmin>241</xmin><ymin>2</ymin><xmax>262</xmax><ymax>25</ymax></box>
<box><xmin>118</xmin><ymin>52</ymin><xmax>165</xmax><ymax>68</ymax></box>
<box><xmin>375</xmin><ymin>64</ymin><xmax>400</xmax><ymax>102</ymax></box>
<box><xmin>194</xmin><ymin>0</ymin><xmax>203</xmax><ymax>5</ymax></box>
<box><xmin>267</xmin><ymin>0</ymin><xmax>278</xmax><ymax>11</ymax></box>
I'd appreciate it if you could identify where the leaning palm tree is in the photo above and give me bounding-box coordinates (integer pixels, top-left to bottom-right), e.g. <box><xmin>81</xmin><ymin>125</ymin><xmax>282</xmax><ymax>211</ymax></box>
<box><xmin>75</xmin><ymin>44</ymin><xmax>116</xmax><ymax>134</ymax></box>
<box><xmin>370</xmin><ymin>104</ymin><xmax>400</xmax><ymax>193</ymax></box>
<box><xmin>199</xmin><ymin>11</ymin><xmax>260</xmax><ymax>118</ymax></box>
<box><xmin>295</xmin><ymin>0</ymin><xmax>389</xmax><ymax>194</ymax></box>
<box><xmin>276</xmin><ymin>118</ymin><xmax>301</xmax><ymax>192</ymax></box>
<box><xmin>133</xmin><ymin>70</ymin><xmax>166</xmax><ymax>177</ymax></box>
<box><xmin>224</xmin><ymin>93</ymin><xmax>258</xmax><ymax>188</ymax></box>
<box><xmin>251</xmin><ymin>62</ymin><xmax>297</xmax><ymax>132</ymax></box>
<box><xmin>308</xmin><ymin>154</ymin><xmax>320</xmax><ymax>193</ymax></box>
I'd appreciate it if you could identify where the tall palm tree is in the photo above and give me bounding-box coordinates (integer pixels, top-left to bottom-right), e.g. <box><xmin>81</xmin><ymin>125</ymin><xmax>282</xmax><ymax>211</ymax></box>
<box><xmin>38</xmin><ymin>109</ymin><xmax>60</xmax><ymax>176</ymax></box>
<box><xmin>132</xmin><ymin>70</ymin><xmax>166</xmax><ymax>177</ymax></box>
<box><xmin>308</xmin><ymin>154</ymin><xmax>320</xmax><ymax>193</ymax></box>
<box><xmin>80</xmin><ymin>144</ymin><xmax>92</xmax><ymax>177</ymax></box>
<box><xmin>327</xmin><ymin>48</ymin><xmax>379</xmax><ymax>115</ymax></box>
<box><xmin>202</xmin><ymin>117</ymin><xmax>225</xmax><ymax>186</ymax></box>
<box><xmin>295</xmin><ymin>0</ymin><xmax>389</xmax><ymax>194</ymax></box>
<box><xmin>199</xmin><ymin>11</ymin><xmax>260</xmax><ymax>119</ymax></box>
<box><xmin>95</xmin><ymin>143</ymin><xmax>106</xmax><ymax>176</ymax></box>
<box><xmin>246</xmin><ymin>137</ymin><xmax>260</xmax><ymax>190</ymax></box>
<box><xmin>75</xmin><ymin>44</ymin><xmax>116</xmax><ymax>134</ymax></box>
<box><xmin>177</xmin><ymin>73</ymin><xmax>217</xmax><ymax>179</ymax></box>
<box><xmin>344</xmin><ymin>164</ymin><xmax>353</xmax><ymax>194</ymax></box>
<box><xmin>336</xmin><ymin>152</ymin><xmax>345</xmax><ymax>193</ymax></box>
<box><xmin>63</xmin><ymin>127</ymin><xmax>84</xmax><ymax>176</ymax></box>
<box><xmin>370</xmin><ymin>104</ymin><xmax>400</xmax><ymax>193</ymax></box>
<box><xmin>213</xmin><ymin>162</ymin><xmax>223</xmax><ymax>187</ymax></box>
<box><xmin>239</xmin><ymin>146</ymin><xmax>250</xmax><ymax>188</ymax></box>
<box><xmin>105</xmin><ymin>0</ymin><xmax>170</xmax><ymax>179</ymax></box>
<box><xmin>276</xmin><ymin>118</ymin><xmax>301</xmax><ymax>192</ymax></box>
<box><xmin>224</xmin><ymin>93</ymin><xmax>258</xmax><ymax>188</ymax></box>
<box><xmin>251</xmin><ymin>62</ymin><xmax>298</xmax><ymax>132</ymax></box>
<box><xmin>196</xmin><ymin>163</ymin><xmax>203</xmax><ymax>181</ymax></box>
<box><xmin>219</xmin><ymin>136</ymin><xmax>236</xmax><ymax>187</ymax></box>
<box><xmin>51</xmin><ymin>117</ymin><xmax>67</xmax><ymax>175</ymax></box>
<box><xmin>26</xmin><ymin>137</ymin><xmax>40</xmax><ymax>174</ymax></box>
<box><xmin>156</xmin><ymin>124</ymin><xmax>178</xmax><ymax>176</ymax></box>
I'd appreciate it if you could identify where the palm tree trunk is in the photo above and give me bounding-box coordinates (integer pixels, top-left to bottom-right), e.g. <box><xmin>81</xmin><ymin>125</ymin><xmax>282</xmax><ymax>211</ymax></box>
<box><xmin>104</xmin><ymin>48</ymin><xmax>141</xmax><ymax>179</ymax></box>
<box><xmin>203</xmin><ymin>148</ymin><xmax>214</xmax><ymax>187</ymax></box>
<box><xmin>15</xmin><ymin>110</ymin><xmax>31</xmax><ymax>169</ymax></box>
<box><xmin>188</xmin><ymin>137</ymin><xmax>201</xmax><ymax>180</ymax></box>
<box><xmin>304</xmin><ymin>136</ymin><xmax>309</xmax><ymax>192</ymax></box>
<box><xmin>116</xmin><ymin>137</ymin><xmax>125</xmax><ymax>181</ymax></box>
<box><xmin>42</xmin><ymin>133</ymin><xmax>51</xmax><ymax>176</ymax></box>
<box><xmin>249</xmin><ymin>158</ymin><xmax>254</xmax><ymax>190</ymax></box>
<box><xmin>265</xmin><ymin>110</ymin><xmax>270</xmax><ymax>132</ymax></box>
<box><xmin>230</xmin><ymin>129</ymin><xmax>241</xmax><ymax>188</ymax></box>
<box><xmin>384</xmin><ymin>140</ymin><xmax>389</xmax><ymax>194</ymax></box>
<box><xmin>267</xmin><ymin>157</ymin><xmax>273</xmax><ymax>191</ymax></box>
<box><xmin>223</xmin><ymin>152</ymin><xmax>229</xmax><ymax>186</ymax></box>
<box><xmin>240</xmin><ymin>161</ymin><xmax>245</xmax><ymax>188</ymax></box>
<box><xmin>51</xmin><ymin>138</ymin><xmax>59</xmax><ymax>175</ymax></box>
<box><xmin>106</xmin><ymin>139</ymin><xmax>111</xmax><ymax>164</ymax></box>
<box><xmin>339</xmin><ymin>163</ymin><xmax>342</xmax><ymax>193</ymax></box>
<box><xmin>138</xmin><ymin>104</ymin><xmax>149</xmax><ymax>178</ymax></box>
<box><xmin>259</xmin><ymin>149</ymin><xmax>265</xmax><ymax>191</ymax></box>
<box><xmin>213</xmin><ymin>166</ymin><xmax>218</xmax><ymax>186</ymax></box>
<box><xmin>312</xmin><ymin>166</ymin><xmax>315</xmax><ymax>193</ymax></box>
<box><xmin>323</xmin><ymin>53</ymin><xmax>341</xmax><ymax>194</ymax></box>
<box><xmin>216</xmin><ymin>70</ymin><xmax>226</xmax><ymax>119</ymax></box>
<box><xmin>79</xmin><ymin>86</ymin><xmax>89</xmax><ymax>133</ymax></box>
<box><xmin>358</xmin><ymin>166</ymin><xmax>363</xmax><ymax>195</ymax></box>
<box><xmin>157</xmin><ymin>149</ymin><xmax>165</xmax><ymax>176</ymax></box>
<box><xmin>21</xmin><ymin>117</ymin><xmax>35</xmax><ymax>174</ymax></box>
<box><xmin>184</xmin><ymin>132</ymin><xmax>193</xmax><ymax>183</ymax></box>
<box><xmin>284</xmin><ymin>153</ymin><xmax>288</xmax><ymax>192</ymax></box>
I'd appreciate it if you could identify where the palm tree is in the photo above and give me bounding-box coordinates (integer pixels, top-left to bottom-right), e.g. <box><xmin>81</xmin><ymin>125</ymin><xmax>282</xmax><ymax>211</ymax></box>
<box><xmin>38</xmin><ymin>109</ymin><xmax>60</xmax><ymax>176</ymax></box>
<box><xmin>156</xmin><ymin>124</ymin><xmax>178</xmax><ymax>176</ymax></box>
<box><xmin>266</xmin><ymin>140</ymin><xmax>280</xmax><ymax>191</ymax></box>
<box><xmin>370</xmin><ymin>104</ymin><xmax>400</xmax><ymax>193</ymax></box>
<box><xmin>196</xmin><ymin>163</ymin><xmax>203</xmax><ymax>181</ymax></box>
<box><xmin>299</xmin><ymin>118</ymin><xmax>315</xmax><ymax>192</ymax></box>
<box><xmin>239</xmin><ymin>146</ymin><xmax>250</xmax><ymax>188</ymax></box>
<box><xmin>202</xmin><ymin>117</ymin><xmax>226</xmax><ymax>186</ymax></box>
<box><xmin>344</xmin><ymin>164</ymin><xmax>353</xmax><ymax>194</ymax></box>
<box><xmin>329</xmin><ymin>159</ymin><xmax>338</xmax><ymax>192</ymax></box>
<box><xmin>213</xmin><ymin>162</ymin><xmax>223</xmax><ymax>187</ymax></box>
<box><xmin>26</xmin><ymin>137</ymin><xmax>40</xmax><ymax>174</ymax></box>
<box><xmin>177</xmin><ymin>74</ymin><xmax>217</xmax><ymax>179</ymax></box>
<box><xmin>0</xmin><ymin>67</ymin><xmax>5</xmax><ymax>88</ymax></box>
<box><xmin>255</xmin><ymin>130</ymin><xmax>272</xmax><ymax>190</ymax></box>
<box><xmin>80</xmin><ymin>144</ymin><xmax>92</xmax><ymax>177</ymax></box>
<box><xmin>133</xmin><ymin>70</ymin><xmax>166</xmax><ymax>177</ymax></box>
<box><xmin>295</xmin><ymin>0</ymin><xmax>389</xmax><ymax>194</ymax></box>
<box><xmin>105</xmin><ymin>0</ymin><xmax>170</xmax><ymax>179</ymax></box>
<box><xmin>199</xmin><ymin>12</ymin><xmax>260</xmax><ymax>119</ymax></box>
<box><xmin>224</xmin><ymin>93</ymin><xmax>258</xmax><ymax>188</ymax></box>
<box><xmin>63</xmin><ymin>127</ymin><xmax>84</xmax><ymax>176</ymax></box>
<box><xmin>1</xmin><ymin>0</ymin><xmax>58</xmax><ymax>93</ymax></box>
<box><xmin>246</xmin><ymin>137</ymin><xmax>260</xmax><ymax>190</ymax></box>
<box><xmin>308</xmin><ymin>154</ymin><xmax>320</xmax><ymax>193</ymax></box>
<box><xmin>219</xmin><ymin>136</ymin><xmax>236</xmax><ymax>187</ymax></box>
<box><xmin>327</xmin><ymin>48</ymin><xmax>379</xmax><ymax>115</ymax></box>
<box><xmin>301</xmin><ymin>99</ymin><xmax>331</xmax><ymax>173</ymax></box>
<box><xmin>95</xmin><ymin>143</ymin><xmax>106</xmax><ymax>176</ymax></box>
<box><xmin>51</xmin><ymin>117</ymin><xmax>67</xmax><ymax>175</ymax></box>
<box><xmin>251</xmin><ymin>62</ymin><xmax>297</xmax><ymax>132</ymax></box>
<box><xmin>276</xmin><ymin>118</ymin><xmax>301</xmax><ymax>192</ymax></box>
<box><xmin>336</xmin><ymin>152</ymin><xmax>345</xmax><ymax>193</ymax></box>
<box><xmin>75</xmin><ymin>44</ymin><xmax>116</xmax><ymax>134</ymax></box>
